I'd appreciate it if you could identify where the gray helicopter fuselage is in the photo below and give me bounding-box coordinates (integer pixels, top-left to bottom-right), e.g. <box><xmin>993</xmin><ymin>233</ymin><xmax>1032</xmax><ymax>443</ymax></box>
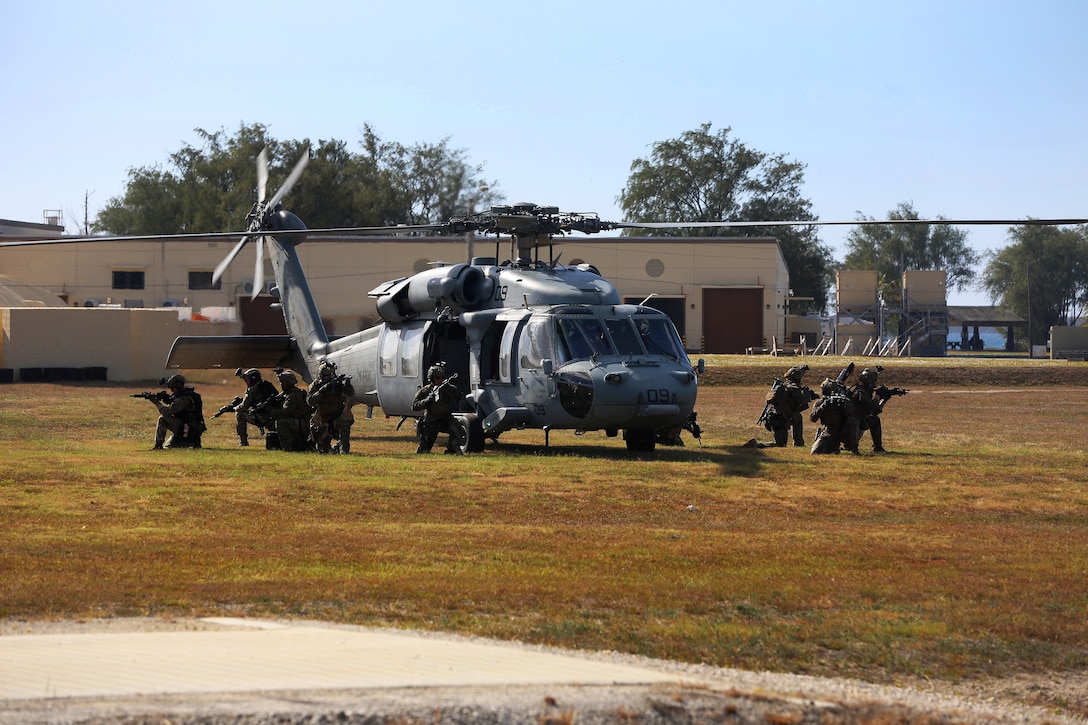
<box><xmin>334</xmin><ymin>260</ymin><xmax>698</xmax><ymax>439</ymax></box>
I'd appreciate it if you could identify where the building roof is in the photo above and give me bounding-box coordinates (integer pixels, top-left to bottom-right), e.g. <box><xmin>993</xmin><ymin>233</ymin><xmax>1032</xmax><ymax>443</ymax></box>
<box><xmin>0</xmin><ymin>274</ymin><xmax>67</xmax><ymax>307</ymax></box>
<box><xmin>948</xmin><ymin>305</ymin><xmax>1026</xmax><ymax>326</ymax></box>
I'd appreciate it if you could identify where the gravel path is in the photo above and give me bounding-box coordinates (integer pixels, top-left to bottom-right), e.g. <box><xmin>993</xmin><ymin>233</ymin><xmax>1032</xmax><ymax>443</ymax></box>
<box><xmin>1</xmin><ymin>617</ymin><xmax>1085</xmax><ymax>724</ymax></box>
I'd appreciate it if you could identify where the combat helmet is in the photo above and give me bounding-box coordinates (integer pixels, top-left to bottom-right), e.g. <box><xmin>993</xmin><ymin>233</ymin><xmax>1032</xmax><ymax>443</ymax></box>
<box><xmin>319</xmin><ymin>361</ymin><xmax>336</xmax><ymax>378</ymax></box>
<box><xmin>277</xmin><ymin>371</ymin><xmax>298</xmax><ymax>387</ymax></box>
<box><xmin>785</xmin><ymin>364</ymin><xmax>809</xmax><ymax>383</ymax></box>
<box><xmin>858</xmin><ymin>367</ymin><xmax>880</xmax><ymax>384</ymax></box>
<box><xmin>165</xmin><ymin>374</ymin><xmax>186</xmax><ymax>390</ymax></box>
<box><xmin>427</xmin><ymin>364</ymin><xmax>446</xmax><ymax>381</ymax></box>
<box><xmin>820</xmin><ymin>378</ymin><xmax>837</xmax><ymax>396</ymax></box>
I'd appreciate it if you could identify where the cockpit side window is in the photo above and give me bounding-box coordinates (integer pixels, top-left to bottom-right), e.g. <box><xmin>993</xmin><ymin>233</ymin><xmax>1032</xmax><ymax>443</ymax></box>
<box><xmin>605</xmin><ymin>318</ymin><xmax>644</xmax><ymax>356</ymax></box>
<box><xmin>555</xmin><ymin>318</ymin><xmax>614</xmax><ymax>363</ymax></box>
<box><xmin>637</xmin><ymin>317</ymin><xmax>685</xmax><ymax>360</ymax></box>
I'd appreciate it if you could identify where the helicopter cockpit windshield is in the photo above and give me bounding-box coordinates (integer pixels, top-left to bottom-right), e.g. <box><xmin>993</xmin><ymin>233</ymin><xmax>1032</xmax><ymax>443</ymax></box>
<box><xmin>546</xmin><ymin>309</ymin><xmax>686</xmax><ymax>365</ymax></box>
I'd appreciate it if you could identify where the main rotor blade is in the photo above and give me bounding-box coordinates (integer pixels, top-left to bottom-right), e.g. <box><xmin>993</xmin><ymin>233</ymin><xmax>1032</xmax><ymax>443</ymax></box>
<box><xmin>256</xmin><ymin>148</ymin><xmax>269</xmax><ymax>203</ymax></box>
<box><xmin>609</xmin><ymin>217</ymin><xmax>1088</xmax><ymax>231</ymax></box>
<box><xmin>212</xmin><ymin>235</ymin><xmax>249</xmax><ymax>284</ymax></box>
<box><xmin>266</xmin><ymin>148</ymin><xmax>310</xmax><ymax>210</ymax></box>
<box><xmin>252</xmin><ymin>236</ymin><xmax>265</xmax><ymax>300</ymax></box>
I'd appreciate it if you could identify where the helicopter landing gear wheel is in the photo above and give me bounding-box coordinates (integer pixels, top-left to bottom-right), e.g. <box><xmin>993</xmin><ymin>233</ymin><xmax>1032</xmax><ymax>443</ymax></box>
<box><xmin>624</xmin><ymin>428</ymin><xmax>657</xmax><ymax>453</ymax></box>
<box><xmin>455</xmin><ymin>414</ymin><xmax>486</xmax><ymax>454</ymax></box>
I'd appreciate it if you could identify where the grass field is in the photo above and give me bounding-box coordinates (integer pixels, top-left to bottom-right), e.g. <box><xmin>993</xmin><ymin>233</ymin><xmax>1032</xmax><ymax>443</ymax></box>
<box><xmin>1</xmin><ymin>357</ymin><xmax>1086</xmax><ymax>713</ymax></box>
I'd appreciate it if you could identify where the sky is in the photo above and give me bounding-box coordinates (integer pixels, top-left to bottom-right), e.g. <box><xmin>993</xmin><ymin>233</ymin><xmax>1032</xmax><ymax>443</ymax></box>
<box><xmin>3</xmin><ymin>0</ymin><xmax>1086</xmax><ymax>307</ymax></box>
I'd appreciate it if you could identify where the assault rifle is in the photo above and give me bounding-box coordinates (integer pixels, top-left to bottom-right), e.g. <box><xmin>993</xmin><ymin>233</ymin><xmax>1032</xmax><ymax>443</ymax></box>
<box><xmin>131</xmin><ymin>378</ymin><xmax>170</xmax><ymax>404</ymax></box>
<box><xmin>756</xmin><ymin>377</ymin><xmax>783</xmax><ymax>427</ymax></box>
<box><xmin>212</xmin><ymin>396</ymin><xmax>244</xmax><ymax>419</ymax></box>
<box><xmin>876</xmin><ymin>385</ymin><xmax>909</xmax><ymax>407</ymax></box>
<box><xmin>682</xmin><ymin>411</ymin><xmax>703</xmax><ymax>446</ymax></box>
<box><xmin>131</xmin><ymin>390</ymin><xmax>169</xmax><ymax>404</ymax></box>
<box><xmin>426</xmin><ymin>372</ymin><xmax>460</xmax><ymax>404</ymax></box>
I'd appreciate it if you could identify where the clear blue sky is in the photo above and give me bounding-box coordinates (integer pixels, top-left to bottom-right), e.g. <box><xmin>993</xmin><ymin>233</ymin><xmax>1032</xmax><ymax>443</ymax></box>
<box><xmin>3</xmin><ymin>0</ymin><xmax>1085</xmax><ymax>306</ymax></box>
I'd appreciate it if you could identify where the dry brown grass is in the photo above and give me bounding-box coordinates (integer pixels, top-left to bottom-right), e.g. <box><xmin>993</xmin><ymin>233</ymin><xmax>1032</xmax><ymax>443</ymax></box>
<box><xmin>1</xmin><ymin>359</ymin><xmax>1086</xmax><ymax>699</ymax></box>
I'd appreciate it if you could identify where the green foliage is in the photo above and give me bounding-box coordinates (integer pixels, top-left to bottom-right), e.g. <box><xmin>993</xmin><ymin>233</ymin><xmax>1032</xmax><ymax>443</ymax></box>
<box><xmin>842</xmin><ymin>201</ymin><xmax>980</xmax><ymax>306</ymax></box>
<box><xmin>618</xmin><ymin>124</ymin><xmax>834</xmax><ymax>314</ymax></box>
<box><xmin>982</xmin><ymin>224</ymin><xmax>1088</xmax><ymax>344</ymax></box>
<box><xmin>92</xmin><ymin>122</ymin><xmax>500</xmax><ymax>235</ymax></box>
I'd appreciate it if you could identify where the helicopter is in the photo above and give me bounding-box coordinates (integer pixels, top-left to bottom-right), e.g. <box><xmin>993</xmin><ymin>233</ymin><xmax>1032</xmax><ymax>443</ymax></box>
<box><xmin>5</xmin><ymin>148</ymin><xmax>1085</xmax><ymax>453</ymax></box>
<box><xmin>165</xmin><ymin>149</ymin><xmax>709</xmax><ymax>452</ymax></box>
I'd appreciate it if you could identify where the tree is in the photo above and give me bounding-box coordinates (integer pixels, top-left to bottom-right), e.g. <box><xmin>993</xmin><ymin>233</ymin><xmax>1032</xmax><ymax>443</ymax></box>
<box><xmin>618</xmin><ymin>123</ymin><xmax>834</xmax><ymax>314</ymax></box>
<box><xmin>841</xmin><ymin>202</ymin><xmax>980</xmax><ymax>308</ymax></box>
<box><xmin>982</xmin><ymin>224</ymin><xmax>1088</xmax><ymax>346</ymax></box>
<box><xmin>93</xmin><ymin>123</ymin><xmax>500</xmax><ymax>235</ymax></box>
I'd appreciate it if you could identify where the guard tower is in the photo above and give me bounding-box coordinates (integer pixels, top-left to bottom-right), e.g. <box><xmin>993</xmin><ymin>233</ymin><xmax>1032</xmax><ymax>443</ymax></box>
<box><xmin>835</xmin><ymin>270</ymin><xmax>880</xmax><ymax>354</ymax></box>
<box><xmin>900</xmin><ymin>270</ymin><xmax>948</xmax><ymax>356</ymax></box>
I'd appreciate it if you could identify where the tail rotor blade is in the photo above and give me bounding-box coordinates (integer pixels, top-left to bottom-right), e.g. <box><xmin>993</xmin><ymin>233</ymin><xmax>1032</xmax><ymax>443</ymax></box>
<box><xmin>252</xmin><ymin>236</ymin><xmax>265</xmax><ymax>299</ymax></box>
<box><xmin>266</xmin><ymin>148</ymin><xmax>310</xmax><ymax>209</ymax></box>
<box><xmin>212</xmin><ymin>235</ymin><xmax>249</xmax><ymax>285</ymax></box>
<box><xmin>257</xmin><ymin>148</ymin><xmax>269</xmax><ymax>203</ymax></box>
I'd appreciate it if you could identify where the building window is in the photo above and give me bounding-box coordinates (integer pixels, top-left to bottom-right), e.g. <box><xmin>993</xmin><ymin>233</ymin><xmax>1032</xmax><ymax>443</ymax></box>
<box><xmin>112</xmin><ymin>270</ymin><xmax>145</xmax><ymax>290</ymax></box>
<box><xmin>188</xmin><ymin>271</ymin><xmax>222</xmax><ymax>290</ymax></box>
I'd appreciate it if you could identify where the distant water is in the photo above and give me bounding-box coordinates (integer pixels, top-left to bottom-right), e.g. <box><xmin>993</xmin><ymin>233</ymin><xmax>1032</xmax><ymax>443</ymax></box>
<box><xmin>950</xmin><ymin>326</ymin><xmax>1010</xmax><ymax>350</ymax></box>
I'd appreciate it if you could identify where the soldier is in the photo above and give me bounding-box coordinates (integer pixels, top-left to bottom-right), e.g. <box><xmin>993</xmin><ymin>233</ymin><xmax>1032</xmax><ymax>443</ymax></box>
<box><xmin>748</xmin><ymin>365</ymin><xmax>818</xmax><ymax>448</ymax></box>
<box><xmin>307</xmin><ymin>361</ymin><xmax>355</xmax><ymax>454</ymax></box>
<box><xmin>809</xmin><ymin>378</ymin><xmax>859</xmax><ymax>454</ymax></box>
<box><xmin>150</xmin><ymin>374</ymin><xmax>206</xmax><ymax>450</ymax></box>
<box><xmin>269</xmin><ymin>370</ymin><xmax>311</xmax><ymax>452</ymax></box>
<box><xmin>234</xmin><ymin>368</ymin><xmax>279</xmax><ymax>447</ymax></box>
<box><xmin>850</xmin><ymin>366</ymin><xmax>889</xmax><ymax>453</ymax></box>
<box><xmin>411</xmin><ymin>364</ymin><xmax>466</xmax><ymax>454</ymax></box>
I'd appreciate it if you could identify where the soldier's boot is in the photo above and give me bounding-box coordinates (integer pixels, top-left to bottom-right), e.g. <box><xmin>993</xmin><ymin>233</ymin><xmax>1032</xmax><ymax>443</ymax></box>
<box><xmin>151</xmin><ymin>441</ymin><xmax>164</xmax><ymax>450</ymax></box>
<box><xmin>871</xmin><ymin>429</ymin><xmax>887</xmax><ymax>453</ymax></box>
<box><xmin>239</xmin><ymin>437</ymin><xmax>249</xmax><ymax>447</ymax></box>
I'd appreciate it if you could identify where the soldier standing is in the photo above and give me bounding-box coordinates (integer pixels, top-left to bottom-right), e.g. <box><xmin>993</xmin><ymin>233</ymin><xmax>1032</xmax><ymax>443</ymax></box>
<box><xmin>234</xmin><ymin>368</ymin><xmax>279</xmax><ymax>447</ymax></box>
<box><xmin>307</xmin><ymin>361</ymin><xmax>355</xmax><ymax>454</ymax></box>
<box><xmin>270</xmin><ymin>371</ymin><xmax>311</xmax><ymax>452</ymax></box>
<box><xmin>851</xmin><ymin>366</ymin><xmax>887</xmax><ymax>453</ymax></box>
<box><xmin>150</xmin><ymin>374</ymin><xmax>206</xmax><ymax>450</ymax></box>
<box><xmin>412</xmin><ymin>364</ymin><xmax>466</xmax><ymax>454</ymax></box>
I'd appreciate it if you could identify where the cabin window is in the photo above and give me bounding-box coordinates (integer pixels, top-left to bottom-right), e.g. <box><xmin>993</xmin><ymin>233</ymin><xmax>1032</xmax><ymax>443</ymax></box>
<box><xmin>499</xmin><ymin>321</ymin><xmax>519</xmax><ymax>383</ymax></box>
<box><xmin>605</xmin><ymin>318</ymin><xmax>644</xmax><ymax>356</ymax></box>
<box><xmin>400</xmin><ymin>325</ymin><xmax>424</xmax><ymax>378</ymax></box>
<box><xmin>519</xmin><ymin>318</ymin><xmax>551</xmax><ymax>370</ymax></box>
<box><xmin>555</xmin><ymin>317</ymin><xmax>614</xmax><ymax>363</ymax></box>
<box><xmin>379</xmin><ymin>328</ymin><xmax>399</xmax><ymax>376</ymax></box>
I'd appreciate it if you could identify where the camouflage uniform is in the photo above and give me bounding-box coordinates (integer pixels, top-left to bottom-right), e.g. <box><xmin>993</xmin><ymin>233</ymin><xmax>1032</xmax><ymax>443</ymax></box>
<box><xmin>809</xmin><ymin>378</ymin><xmax>859</xmax><ymax>455</ymax></box>
<box><xmin>411</xmin><ymin>365</ymin><xmax>466</xmax><ymax>454</ymax></box>
<box><xmin>153</xmin><ymin>375</ymin><xmax>206</xmax><ymax>449</ymax></box>
<box><xmin>850</xmin><ymin>367</ymin><xmax>887</xmax><ymax>453</ymax></box>
<box><xmin>307</xmin><ymin>362</ymin><xmax>355</xmax><ymax>454</ymax></box>
<box><xmin>270</xmin><ymin>372</ymin><xmax>311</xmax><ymax>452</ymax></box>
<box><xmin>763</xmin><ymin>366</ymin><xmax>818</xmax><ymax>447</ymax></box>
<box><xmin>235</xmin><ymin>368</ymin><xmax>278</xmax><ymax>446</ymax></box>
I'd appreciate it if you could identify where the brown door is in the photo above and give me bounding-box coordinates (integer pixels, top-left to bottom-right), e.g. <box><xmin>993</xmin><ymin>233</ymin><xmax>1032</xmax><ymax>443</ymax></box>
<box><xmin>702</xmin><ymin>288</ymin><xmax>763</xmax><ymax>353</ymax></box>
<box><xmin>239</xmin><ymin>295</ymin><xmax>288</xmax><ymax>335</ymax></box>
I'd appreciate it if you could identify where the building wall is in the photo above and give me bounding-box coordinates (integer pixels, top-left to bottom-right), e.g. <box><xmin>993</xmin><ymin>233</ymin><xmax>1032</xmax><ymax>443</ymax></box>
<box><xmin>1</xmin><ymin>235</ymin><xmax>789</xmax><ymax>367</ymax></box>
<box><xmin>0</xmin><ymin>308</ymin><xmax>239</xmax><ymax>382</ymax></box>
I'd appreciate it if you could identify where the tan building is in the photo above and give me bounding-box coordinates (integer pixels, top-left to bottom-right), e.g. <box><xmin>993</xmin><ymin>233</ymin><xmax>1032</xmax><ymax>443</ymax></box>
<box><xmin>1</xmin><ymin>235</ymin><xmax>791</xmax><ymax>378</ymax></box>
